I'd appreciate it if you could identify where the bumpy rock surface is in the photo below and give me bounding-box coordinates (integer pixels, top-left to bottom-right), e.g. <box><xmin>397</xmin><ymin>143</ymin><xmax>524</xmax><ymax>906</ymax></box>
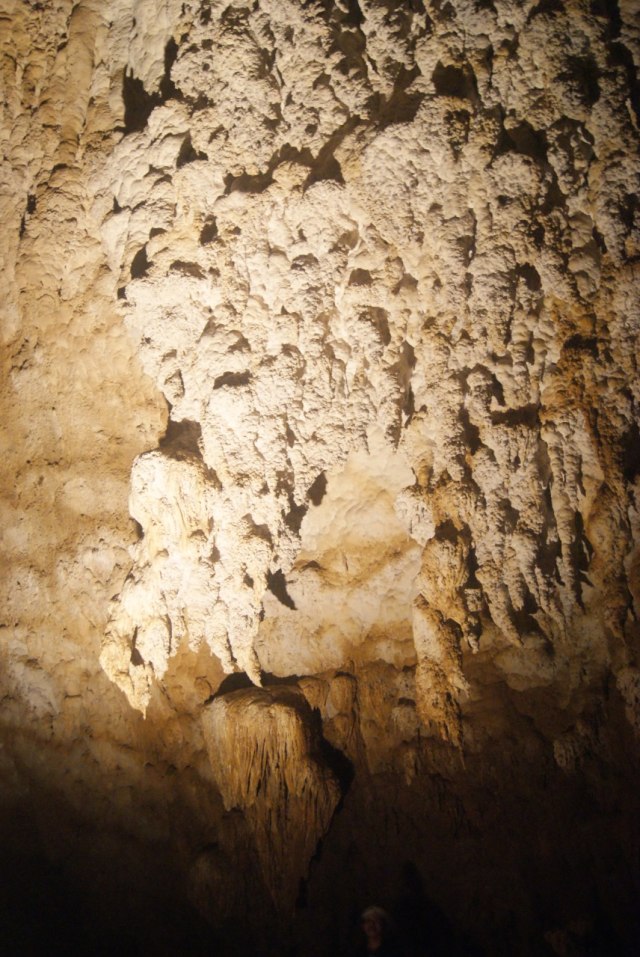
<box><xmin>1</xmin><ymin>1</ymin><xmax>639</xmax><ymax>954</ymax></box>
<box><xmin>202</xmin><ymin>685</ymin><xmax>341</xmax><ymax>908</ymax></box>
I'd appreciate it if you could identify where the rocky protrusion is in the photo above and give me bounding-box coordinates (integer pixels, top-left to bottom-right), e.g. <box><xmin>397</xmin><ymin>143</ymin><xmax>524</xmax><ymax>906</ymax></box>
<box><xmin>202</xmin><ymin>685</ymin><xmax>341</xmax><ymax>909</ymax></box>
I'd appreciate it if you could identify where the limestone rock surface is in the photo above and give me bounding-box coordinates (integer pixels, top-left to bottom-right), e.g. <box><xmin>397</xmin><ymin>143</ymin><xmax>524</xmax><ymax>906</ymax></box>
<box><xmin>202</xmin><ymin>685</ymin><xmax>341</xmax><ymax>909</ymax></box>
<box><xmin>1</xmin><ymin>0</ymin><xmax>639</xmax><ymax>954</ymax></box>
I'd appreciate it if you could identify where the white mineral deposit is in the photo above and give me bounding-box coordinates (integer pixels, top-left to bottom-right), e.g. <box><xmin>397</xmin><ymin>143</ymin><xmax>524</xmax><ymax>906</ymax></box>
<box><xmin>1</xmin><ymin>1</ymin><xmax>638</xmax><ymax>954</ymax></box>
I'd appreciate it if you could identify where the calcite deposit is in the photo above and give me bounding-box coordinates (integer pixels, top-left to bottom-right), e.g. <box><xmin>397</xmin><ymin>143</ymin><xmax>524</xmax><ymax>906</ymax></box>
<box><xmin>202</xmin><ymin>685</ymin><xmax>341</xmax><ymax>908</ymax></box>
<box><xmin>1</xmin><ymin>0</ymin><xmax>639</xmax><ymax>953</ymax></box>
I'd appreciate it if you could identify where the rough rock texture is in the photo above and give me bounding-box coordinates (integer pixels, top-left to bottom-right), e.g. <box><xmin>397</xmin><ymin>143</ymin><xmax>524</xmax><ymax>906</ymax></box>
<box><xmin>1</xmin><ymin>0</ymin><xmax>639</xmax><ymax>954</ymax></box>
<box><xmin>202</xmin><ymin>685</ymin><xmax>341</xmax><ymax>909</ymax></box>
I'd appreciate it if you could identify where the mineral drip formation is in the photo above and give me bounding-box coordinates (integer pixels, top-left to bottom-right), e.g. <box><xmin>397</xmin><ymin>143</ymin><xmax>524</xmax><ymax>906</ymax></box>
<box><xmin>1</xmin><ymin>0</ymin><xmax>639</xmax><ymax>952</ymax></box>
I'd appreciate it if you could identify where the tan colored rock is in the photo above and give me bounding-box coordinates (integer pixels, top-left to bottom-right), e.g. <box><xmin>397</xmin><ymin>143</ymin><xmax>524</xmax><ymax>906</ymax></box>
<box><xmin>1</xmin><ymin>0</ymin><xmax>639</xmax><ymax>951</ymax></box>
<box><xmin>94</xmin><ymin>0</ymin><xmax>639</xmax><ymax>741</ymax></box>
<box><xmin>202</xmin><ymin>685</ymin><xmax>340</xmax><ymax>909</ymax></box>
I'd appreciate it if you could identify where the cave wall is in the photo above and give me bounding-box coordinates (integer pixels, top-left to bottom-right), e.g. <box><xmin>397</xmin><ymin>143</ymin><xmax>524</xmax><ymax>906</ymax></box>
<box><xmin>1</xmin><ymin>1</ymin><xmax>639</xmax><ymax>954</ymax></box>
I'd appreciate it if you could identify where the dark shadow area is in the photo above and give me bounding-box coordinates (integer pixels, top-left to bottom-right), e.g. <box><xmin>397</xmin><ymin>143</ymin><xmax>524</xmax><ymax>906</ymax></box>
<box><xmin>267</xmin><ymin>568</ymin><xmax>297</xmax><ymax>609</ymax></box>
<box><xmin>199</xmin><ymin>215</ymin><xmax>218</xmax><ymax>245</ymax></box>
<box><xmin>170</xmin><ymin>259</ymin><xmax>206</xmax><ymax>278</ymax></box>
<box><xmin>158</xmin><ymin>418</ymin><xmax>202</xmax><ymax>457</ymax></box>
<box><xmin>121</xmin><ymin>40</ymin><xmax>181</xmax><ymax>135</ymax></box>
<box><xmin>160</xmin><ymin>38</ymin><xmax>179</xmax><ymax>101</ymax></box>
<box><xmin>177</xmin><ymin>132</ymin><xmax>208</xmax><ymax>167</ymax></box>
<box><xmin>284</xmin><ymin>496</ymin><xmax>308</xmax><ymax>534</ymax></box>
<box><xmin>2</xmin><ymin>655</ymin><xmax>639</xmax><ymax>957</ymax></box>
<box><xmin>2</xmin><ymin>717</ymin><xmax>639</xmax><ymax>957</ymax></box>
<box><xmin>392</xmin><ymin>860</ymin><xmax>467</xmax><ymax>957</ymax></box>
<box><xmin>0</xmin><ymin>807</ymin><xmax>220</xmax><ymax>957</ymax></box>
<box><xmin>307</xmin><ymin>470</ymin><xmax>328</xmax><ymax>506</ymax></box>
<box><xmin>591</xmin><ymin>0</ymin><xmax>640</xmax><ymax>123</ymax></box>
<box><xmin>212</xmin><ymin>671</ymin><xmax>255</xmax><ymax>697</ymax></box>
<box><xmin>130</xmin><ymin>244</ymin><xmax>152</xmax><ymax>279</ymax></box>
<box><xmin>432</xmin><ymin>61</ymin><xmax>478</xmax><ymax>102</ymax></box>
<box><xmin>373</xmin><ymin>65</ymin><xmax>425</xmax><ymax>129</ymax></box>
<box><xmin>528</xmin><ymin>0</ymin><xmax>564</xmax><ymax>18</ymax></box>
<box><xmin>495</xmin><ymin>118</ymin><xmax>548</xmax><ymax>164</ymax></box>
<box><xmin>490</xmin><ymin>403</ymin><xmax>540</xmax><ymax>428</ymax></box>
<box><xmin>621</xmin><ymin>418</ymin><xmax>640</xmax><ymax>482</ymax></box>
<box><xmin>122</xmin><ymin>71</ymin><xmax>156</xmax><ymax>134</ymax></box>
<box><xmin>213</xmin><ymin>370</ymin><xmax>252</xmax><ymax>389</ymax></box>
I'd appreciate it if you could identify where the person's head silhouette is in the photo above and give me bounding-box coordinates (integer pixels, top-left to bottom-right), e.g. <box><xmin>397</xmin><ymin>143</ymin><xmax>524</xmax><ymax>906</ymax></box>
<box><xmin>361</xmin><ymin>906</ymin><xmax>391</xmax><ymax>954</ymax></box>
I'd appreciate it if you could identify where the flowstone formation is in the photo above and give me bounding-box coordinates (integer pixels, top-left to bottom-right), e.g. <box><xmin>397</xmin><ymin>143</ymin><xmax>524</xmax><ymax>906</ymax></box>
<box><xmin>202</xmin><ymin>685</ymin><xmax>341</xmax><ymax>909</ymax></box>
<box><xmin>101</xmin><ymin>0</ymin><xmax>640</xmax><ymax>748</ymax></box>
<box><xmin>1</xmin><ymin>0</ymin><xmax>640</xmax><ymax>953</ymax></box>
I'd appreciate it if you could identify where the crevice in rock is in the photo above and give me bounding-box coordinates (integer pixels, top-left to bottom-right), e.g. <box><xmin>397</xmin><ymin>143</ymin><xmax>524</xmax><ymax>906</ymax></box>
<box><xmin>489</xmin><ymin>372</ymin><xmax>506</xmax><ymax>406</ymax></box>
<box><xmin>199</xmin><ymin>216</ymin><xmax>218</xmax><ymax>244</ymax></box>
<box><xmin>211</xmin><ymin>672</ymin><xmax>254</xmax><ymax>699</ymax></box>
<box><xmin>593</xmin><ymin>0</ymin><xmax>640</xmax><ymax>122</ymax></box>
<box><xmin>122</xmin><ymin>38</ymin><xmax>180</xmax><ymax>132</ymax></box>
<box><xmin>243</xmin><ymin>516</ymin><xmax>273</xmax><ymax>545</ymax></box>
<box><xmin>304</xmin><ymin>118</ymin><xmax>361</xmax><ymax>187</ymax></box>
<box><xmin>490</xmin><ymin>404</ymin><xmax>540</xmax><ymax>428</ymax></box>
<box><xmin>266</xmin><ymin>569</ymin><xmax>297</xmax><ymax>610</ymax></box>
<box><xmin>305</xmin><ymin>152</ymin><xmax>344</xmax><ymax>187</ymax></box>
<box><xmin>374</xmin><ymin>65</ymin><xmax>425</xmax><ymax>129</ymax></box>
<box><xmin>130</xmin><ymin>628</ymin><xmax>144</xmax><ymax>666</ymax></box>
<box><xmin>349</xmin><ymin>268</ymin><xmax>372</xmax><ymax>286</ymax></box>
<box><xmin>158</xmin><ymin>418</ymin><xmax>203</xmax><ymax>458</ymax></box>
<box><xmin>307</xmin><ymin>0</ymin><xmax>364</xmax><ymax>28</ymax></box>
<box><xmin>170</xmin><ymin>260</ymin><xmax>205</xmax><ymax>278</ymax></box>
<box><xmin>177</xmin><ymin>133</ymin><xmax>208</xmax><ymax>167</ymax></box>
<box><xmin>432</xmin><ymin>61</ymin><xmax>478</xmax><ymax>103</ymax></box>
<box><xmin>510</xmin><ymin>585</ymin><xmax>544</xmax><ymax>637</ymax></box>
<box><xmin>495</xmin><ymin>117</ymin><xmax>548</xmax><ymax>165</ymax></box>
<box><xmin>621</xmin><ymin>419</ymin><xmax>640</xmax><ymax>482</ymax></box>
<box><xmin>363</xmin><ymin>306</ymin><xmax>391</xmax><ymax>345</ymax></box>
<box><xmin>224</xmin><ymin>144</ymin><xmax>314</xmax><ymax>194</ymax></box>
<box><xmin>130</xmin><ymin>244</ymin><xmax>152</xmax><ymax>279</ymax></box>
<box><xmin>122</xmin><ymin>70</ymin><xmax>156</xmax><ymax>133</ymax></box>
<box><xmin>517</xmin><ymin>263</ymin><xmax>542</xmax><ymax>293</ymax></box>
<box><xmin>157</xmin><ymin>420</ymin><xmax>221</xmax><ymax>487</ymax></box>
<box><xmin>528</xmin><ymin>0</ymin><xmax>564</xmax><ymax>19</ymax></box>
<box><xmin>459</xmin><ymin>406</ymin><xmax>481</xmax><ymax>455</ymax></box>
<box><xmin>307</xmin><ymin>471</ymin><xmax>327</xmax><ymax>506</ymax></box>
<box><xmin>559</xmin><ymin>54</ymin><xmax>601</xmax><ymax>107</ymax></box>
<box><xmin>434</xmin><ymin>519</ymin><xmax>460</xmax><ymax>544</ymax></box>
<box><xmin>284</xmin><ymin>497</ymin><xmax>307</xmax><ymax>534</ymax></box>
<box><xmin>160</xmin><ymin>38</ymin><xmax>179</xmax><ymax>101</ymax></box>
<box><xmin>213</xmin><ymin>370</ymin><xmax>252</xmax><ymax>389</ymax></box>
<box><xmin>564</xmin><ymin>334</ymin><xmax>599</xmax><ymax>357</ymax></box>
<box><xmin>571</xmin><ymin>511</ymin><xmax>594</xmax><ymax>606</ymax></box>
<box><xmin>314</xmin><ymin>723</ymin><xmax>354</xmax><ymax>801</ymax></box>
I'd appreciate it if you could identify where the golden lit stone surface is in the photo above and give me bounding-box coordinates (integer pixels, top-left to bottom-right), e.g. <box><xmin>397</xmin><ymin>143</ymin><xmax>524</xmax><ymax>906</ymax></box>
<box><xmin>1</xmin><ymin>1</ymin><xmax>639</xmax><ymax>953</ymax></box>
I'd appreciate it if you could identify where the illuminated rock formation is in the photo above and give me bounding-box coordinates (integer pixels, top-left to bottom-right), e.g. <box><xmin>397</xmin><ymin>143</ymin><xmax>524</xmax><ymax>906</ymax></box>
<box><xmin>202</xmin><ymin>685</ymin><xmax>341</xmax><ymax>909</ymax></box>
<box><xmin>1</xmin><ymin>0</ymin><xmax>639</xmax><ymax>953</ymax></box>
